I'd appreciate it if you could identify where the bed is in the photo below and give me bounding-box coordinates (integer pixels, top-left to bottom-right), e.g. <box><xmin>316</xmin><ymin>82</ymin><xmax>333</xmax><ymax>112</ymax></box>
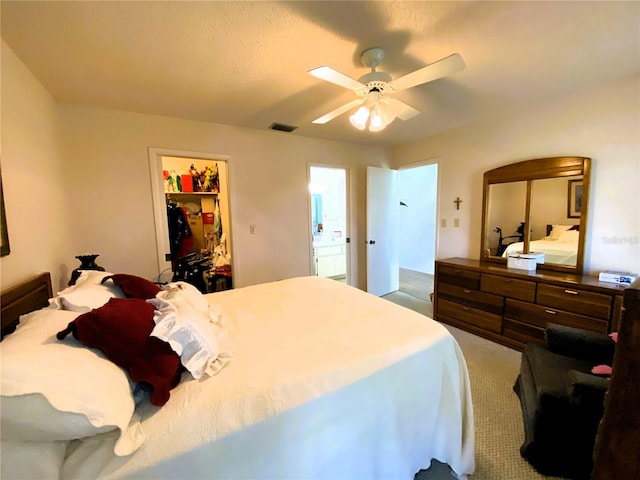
<box><xmin>0</xmin><ymin>272</ymin><xmax>475</xmax><ymax>480</ymax></box>
<box><xmin>502</xmin><ymin>224</ymin><xmax>580</xmax><ymax>265</ymax></box>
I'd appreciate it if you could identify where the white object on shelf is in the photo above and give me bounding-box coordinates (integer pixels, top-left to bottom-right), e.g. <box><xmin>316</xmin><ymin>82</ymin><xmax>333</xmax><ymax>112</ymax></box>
<box><xmin>507</xmin><ymin>252</ymin><xmax>540</xmax><ymax>271</ymax></box>
<box><xmin>527</xmin><ymin>252</ymin><xmax>545</xmax><ymax>264</ymax></box>
<box><xmin>598</xmin><ymin>271</ymin><xmax>638</xmax><ymax>285</ymax></box>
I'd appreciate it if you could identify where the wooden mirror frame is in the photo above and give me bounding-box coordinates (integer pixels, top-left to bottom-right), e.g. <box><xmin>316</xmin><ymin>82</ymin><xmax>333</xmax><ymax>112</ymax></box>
<box><xmin>480</xmin><ymin>156</ymin><xmax>591</xmax><ymax>275</ymax></box>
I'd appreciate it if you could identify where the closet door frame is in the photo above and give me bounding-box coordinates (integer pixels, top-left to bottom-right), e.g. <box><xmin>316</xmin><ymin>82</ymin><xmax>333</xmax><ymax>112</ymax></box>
<box><xmin>147</xmin><ymin>147</ymin><xmax>233</xmax><ymax>281</ymax></box>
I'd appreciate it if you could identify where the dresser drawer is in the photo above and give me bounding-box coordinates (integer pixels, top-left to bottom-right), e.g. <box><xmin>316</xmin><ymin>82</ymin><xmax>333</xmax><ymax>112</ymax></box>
<box><xmin>438</xmin><ymin>282</ymin><xmax>503</xmax><ymax>315</ymax></box>
<box><xmin>505</xmin><ymin>298</ymin><xmax>609</xmax><ymax>333</ymax></box>
<box><xmin>481</xmin><ymin>273</ymin><xmax>536</xmax><ymax>302</ymax></box>
<box><xmin>503</xmin><ymin>318</ymin><xmax>545</xmax><ymax>344</ymax></box>
<box><xmin>536</xmin><ymin>284</ymin><xmax>612</xmax><ymax>320</ymax></box>
<box><xmin>438</xmin><ymin>265</ymin><xmax>480</xmax><ymax>290</ymax></box>
<box><xmin>437</xmin><ymin>298</ymin><xmax>502</xmax><ymax>333</ymax></box>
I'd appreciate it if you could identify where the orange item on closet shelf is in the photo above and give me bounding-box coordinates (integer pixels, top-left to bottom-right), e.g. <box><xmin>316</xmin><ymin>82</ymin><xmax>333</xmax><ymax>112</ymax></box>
<box><xmin>181</xmin><ymin>175</ymin><xmax>194</xmax><ymax>192</ymax></box>
<box><xmin>202</xmin><ymin>213</ymin><xmax>214</xmax><ymax>224</ymax></box>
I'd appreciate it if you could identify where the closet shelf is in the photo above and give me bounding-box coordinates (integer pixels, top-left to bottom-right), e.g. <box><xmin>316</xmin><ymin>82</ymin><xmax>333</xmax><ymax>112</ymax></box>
<box><xmin>165</xmin><ymin>191</ymin><xmax>218</xmax><ymax>195</ymax></box>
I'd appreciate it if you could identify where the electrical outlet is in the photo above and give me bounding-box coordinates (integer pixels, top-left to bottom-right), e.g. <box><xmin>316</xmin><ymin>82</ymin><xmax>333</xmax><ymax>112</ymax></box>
<box><xmin>441</xmin><ymin>219</ymin><xmax>447</xmax><ymax>228</ymax></box>
<box><xmin>249</xmin><ymin>224</ymin><xmax>256</xmax><ymax>234</ymax></box>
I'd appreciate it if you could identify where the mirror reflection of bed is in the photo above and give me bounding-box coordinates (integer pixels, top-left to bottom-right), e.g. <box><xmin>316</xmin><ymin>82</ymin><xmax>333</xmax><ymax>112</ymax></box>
<box><xmin>481</xmin><ymin>156</ymin><xmax>590</xmax><ymax>273</ymax></box>
<box><xmin>501</xmin><ymin>224</ymin><xmax>580</xmax><ymax>266</ymax></box>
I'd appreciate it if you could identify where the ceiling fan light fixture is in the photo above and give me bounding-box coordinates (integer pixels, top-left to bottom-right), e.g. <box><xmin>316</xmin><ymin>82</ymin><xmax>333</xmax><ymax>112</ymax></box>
<box><xmin>308</xmin><ymin>48</ymin><xmax>465</xmax><ymax>131</ymax></box>
<box><xmin>368</xmin><ymin>107</ymin><xmax>385</xmax><ymax>132</ymax></box>
<box><xmin>349</xmin><ymin>105</ymin><xmax>370</xmax><ymax>130</ymax></box>
<box><xmin>369</xmin><ymin>103</ymin><xmax>395</xmax><ymax>132</ymax></box>
<box><xmin>349</xmin><ymin>95</ymin><xmax>395</xmax><ymax>133</ymax></box>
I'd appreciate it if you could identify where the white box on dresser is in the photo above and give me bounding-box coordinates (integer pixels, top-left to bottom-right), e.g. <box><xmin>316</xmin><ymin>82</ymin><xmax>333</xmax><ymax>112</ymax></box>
<box><xmin>507</xmin><ymin>252</ymin><xmax>544</xmax><ymax>271</ymax></box>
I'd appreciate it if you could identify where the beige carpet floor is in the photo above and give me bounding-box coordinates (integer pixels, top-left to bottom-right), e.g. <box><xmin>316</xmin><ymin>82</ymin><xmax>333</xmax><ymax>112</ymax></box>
<box><xmin>382</xmin><ymin>269</ymin><xmax>562</xmax><ymax>480</ymax></box>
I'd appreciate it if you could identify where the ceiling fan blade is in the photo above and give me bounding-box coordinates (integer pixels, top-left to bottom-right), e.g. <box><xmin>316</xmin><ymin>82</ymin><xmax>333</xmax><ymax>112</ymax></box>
<box><xmin>388</xmin><ymin>53</ymin><xmax>465</xmax><ymax>92</ymax></box>
<box><xmin>382</xmin><ymin>97</ymin><xmax>420</xmax><ymax>121</ymax></box>
<box><xmin>308</xmin><ymin>66</ymin><xmax>366</xmax><ymax>93</ymax></box>
<box><xmin>312</xmin><ymin>98</ymin><xmax>364</xmax><ymax>124</ymax></box>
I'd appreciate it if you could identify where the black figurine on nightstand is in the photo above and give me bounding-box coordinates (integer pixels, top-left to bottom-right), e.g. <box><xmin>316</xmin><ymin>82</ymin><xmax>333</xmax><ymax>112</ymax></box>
<box><xmin>69</xmin><ymin>254</ymin><xmax>105</xmax><ymax>286</ymax></box>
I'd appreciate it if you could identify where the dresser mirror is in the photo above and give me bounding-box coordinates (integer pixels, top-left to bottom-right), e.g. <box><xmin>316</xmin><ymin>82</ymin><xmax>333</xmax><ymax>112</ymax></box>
<box><xmin>480</xmin><ymin>156</ymin><xmax>591</xmax><ymax>274</ymax></box>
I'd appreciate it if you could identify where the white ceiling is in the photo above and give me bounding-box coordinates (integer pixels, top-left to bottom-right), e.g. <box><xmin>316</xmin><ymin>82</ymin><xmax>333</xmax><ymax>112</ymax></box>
<box><xmin>2</xmin><ymin>1</ymin><xmax>639</xmax><ymax>147</ymax></box>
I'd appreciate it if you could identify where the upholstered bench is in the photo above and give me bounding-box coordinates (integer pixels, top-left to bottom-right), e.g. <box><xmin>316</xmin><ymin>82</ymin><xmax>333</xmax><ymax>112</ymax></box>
<box><xmin>514</xmin><ymin>323</ymin><xmax>615</xmax><ymax>479</ymax></box>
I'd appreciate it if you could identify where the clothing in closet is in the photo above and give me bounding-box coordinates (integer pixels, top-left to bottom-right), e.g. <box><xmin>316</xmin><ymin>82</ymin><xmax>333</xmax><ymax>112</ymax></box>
<box><xmin>166</xmin><ymin>202</ymin><xmax>194</xmax><ymax>268</ymax></box>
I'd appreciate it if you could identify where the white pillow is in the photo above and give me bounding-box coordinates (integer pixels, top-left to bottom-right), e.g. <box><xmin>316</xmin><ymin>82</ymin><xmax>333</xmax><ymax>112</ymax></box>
<box><xmin>49</xmin><ymin>270</ymin><xmax>124</xmax><ymax>312</ymax></box>
<box><xmin>160</xmin><ymin>281</ymin><xmax>210</xmax><ymax>312</ymax></box>
<box><xmin>0</xmin><ymin>308</ymin><xmax>144</xmax><ymax>456</ymax></box>
<box><xmin>548</xmin><ymin>224</ymin><xmax>573</xmax><ymax>240</ymax></box>
<box><xmin>147</xmin><ymin>282</ymin><xmax>232</xmax><ymax>379</ymax></box>
<box><xmin>0</xmin><ymin>439</ymin><xmax>68</xmax><ymax>480</ymax></box>
<box><xmin>557</xmin><ymin>229</ymin><xmax>580</xmax><ymax>243</ymax></box>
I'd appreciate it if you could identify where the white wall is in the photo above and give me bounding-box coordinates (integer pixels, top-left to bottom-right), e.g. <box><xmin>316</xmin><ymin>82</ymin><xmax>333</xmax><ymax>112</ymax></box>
<box><xmin>3</xmin><ymin>35</ymin><xmax>638</xmax><ymax>293</ymax></box>
<box><xmin>55</xmin><ymin>107</ymin><xmax>391</xmax><ymax>289</ymax></box>
<box><xmin>485</xmin><ymin>181</ymin><xmax>527</xmax><ymax>253</ymax></box>
<box><xmin>392</xmin><ymin>74</ymin><xmax>640</xmax><ymax>275</ymax></box>
<box><xmin>0</xmin><ymin>41</ymin><xmax>74</xmax><ymax>292</ymax></box>
<box><xmin>398</xmin><ymin>164</ymin><xmax>438</xmax><ymax>274</ymax></box>
<box><xmin>1</xmin><ymin>41</ymin><xmax>392</xmax><ymax>292</ymax></box>
<box><xmin>529</xmin><ymin>177</ymin><xmax>579</xmax><ymax>240</ymax></box>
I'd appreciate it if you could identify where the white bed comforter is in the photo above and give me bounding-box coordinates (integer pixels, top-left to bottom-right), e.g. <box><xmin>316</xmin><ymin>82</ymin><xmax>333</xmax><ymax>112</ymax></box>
<box><xmin>61</xmin><ymin>276</ymin><xmax>475</xmax><ymax>479</ymax></box>
<box><xmin>503</xmin><ymin>239</ymin><xmax>577</xmax><ymax>265</ymax></box>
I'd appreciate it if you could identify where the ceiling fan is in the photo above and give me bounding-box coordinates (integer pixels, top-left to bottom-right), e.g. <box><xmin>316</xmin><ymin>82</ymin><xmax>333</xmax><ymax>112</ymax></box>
<box><xmin>308</xmin><ymin>47</ymin><xmax>465</xmax><ymax>132</ymax></box>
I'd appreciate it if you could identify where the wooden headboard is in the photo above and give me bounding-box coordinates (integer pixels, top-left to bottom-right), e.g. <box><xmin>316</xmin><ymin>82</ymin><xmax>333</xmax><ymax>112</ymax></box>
<box><xmin>1</xmin><ymin>272</ymin><xmax>52</xmax><ymax>339</ymax></box>
<box><xmin>545</xmin><ymin>224</ymin><xmax>580</xmax><ymax>236</ymax></box>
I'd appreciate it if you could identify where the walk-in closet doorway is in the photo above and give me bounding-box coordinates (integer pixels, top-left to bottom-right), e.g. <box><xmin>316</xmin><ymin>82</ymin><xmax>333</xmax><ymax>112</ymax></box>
<box><xmin>148</xmin><ymin>148</ymin><xmax>233</xmax><ymax>288</ymax></box>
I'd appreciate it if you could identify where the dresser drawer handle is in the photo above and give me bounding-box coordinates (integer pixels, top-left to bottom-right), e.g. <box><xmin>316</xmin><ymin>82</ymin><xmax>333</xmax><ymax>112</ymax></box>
<box><xmin>564</xmin><ymin>289</ymin><xmax>579</xmax><ymax>295</ymax></box>
<box><xmin>544</xmin><ymin>309</ymin><xmax>557</xmax><ymax>315</ymax></box>
<box><xmin>462</xmin><ymin>306</ymin><xmax>471</xmax><ymax>311</ymax></box>
<box><xmin>503</xmin><ymin>279</ymin><xmax>512</xmax><ymax>283</ymax></box>
<box><xmin>463</xmin><ymin>289</ymin><xmax>472</xmax><ymax>294</ymax></box>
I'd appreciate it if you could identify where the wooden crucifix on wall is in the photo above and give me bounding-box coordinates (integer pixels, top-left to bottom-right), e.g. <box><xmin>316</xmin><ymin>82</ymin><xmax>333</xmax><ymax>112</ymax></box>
<box><xmin>454</xmin><ymin>197</ymin><xmax>462</xmax><ymax>210</ymax></box>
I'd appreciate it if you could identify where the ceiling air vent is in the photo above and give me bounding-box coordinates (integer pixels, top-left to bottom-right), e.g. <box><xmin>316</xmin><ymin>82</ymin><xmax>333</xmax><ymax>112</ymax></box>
<box><xmin>269</xmin><ymin>122</ymin><xmax>298</xmax><ymax>133</ymax></box>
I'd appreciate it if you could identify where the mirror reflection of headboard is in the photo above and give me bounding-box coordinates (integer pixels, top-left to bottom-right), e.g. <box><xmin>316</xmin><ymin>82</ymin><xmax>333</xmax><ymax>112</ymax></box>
<box><xmin>480</xmin><ymin>156</ymin><xmax>591</xmax><ymax>274</ymax></box>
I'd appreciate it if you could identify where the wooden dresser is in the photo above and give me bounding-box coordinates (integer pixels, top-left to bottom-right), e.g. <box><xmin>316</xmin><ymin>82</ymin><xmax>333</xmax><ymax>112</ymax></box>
<box><xmin>434</xmin><ymin>257</ymin><xmax>626</xmax><ymax>350</ymax></box>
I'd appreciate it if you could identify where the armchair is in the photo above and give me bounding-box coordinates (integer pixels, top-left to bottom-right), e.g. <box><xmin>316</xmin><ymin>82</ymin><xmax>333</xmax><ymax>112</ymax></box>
<box><xmin>513</xmin><ymin>323</ymin><xmax>616</xmax><ymax>479</ymax></box>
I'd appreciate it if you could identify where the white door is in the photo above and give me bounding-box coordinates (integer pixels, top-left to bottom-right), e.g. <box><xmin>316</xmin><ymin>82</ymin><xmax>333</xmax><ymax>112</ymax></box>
<box><xmin>366</xmin><ymin>166</ymin><xmax>399</xmax><ymax>296</ymax></box>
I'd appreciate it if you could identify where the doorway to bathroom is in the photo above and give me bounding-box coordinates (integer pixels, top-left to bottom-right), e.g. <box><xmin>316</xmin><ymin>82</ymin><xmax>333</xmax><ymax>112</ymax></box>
<box><xmin>308</xmin><ymin>166</ymin><xmax>349</xmax><ymax>284</ymax></box>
